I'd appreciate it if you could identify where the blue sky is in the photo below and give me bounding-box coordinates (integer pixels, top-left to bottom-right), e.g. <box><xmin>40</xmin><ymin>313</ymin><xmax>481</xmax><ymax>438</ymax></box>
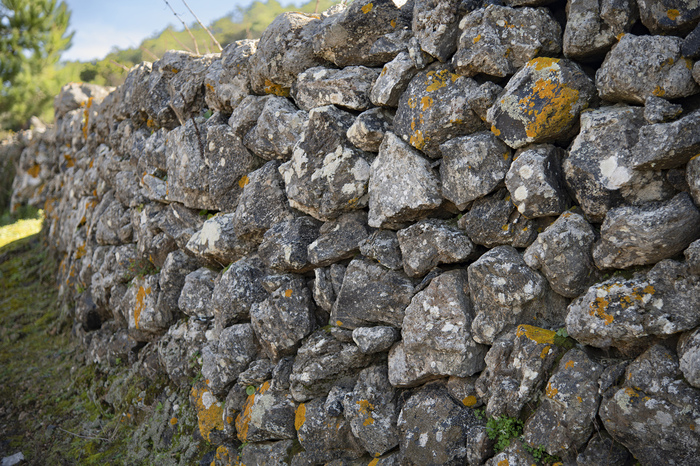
<box><xmin>61</xmin><ymin>0</ymin><xmax>299</xmax><ymax>61</ymax></box>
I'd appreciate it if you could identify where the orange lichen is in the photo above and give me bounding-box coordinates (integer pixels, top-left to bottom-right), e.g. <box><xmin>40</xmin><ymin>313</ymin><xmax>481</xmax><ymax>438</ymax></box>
<box><xmin>491</xmin><ymin>125</ymin><xmax>501</xmax><ymax>136</ymax></box>
<box><xmin>170</xmin><ymin>417</ymin><xmax>178</xmax><ymax>425</ymax></box>
<box><xmin>75</xmin><ymin>244</ymin><xmax>87</xmax><ymax>259</ymax></box>
<box><xmin>565</xmin><ymin>360</ymin><xmax>575</xmax><ymax>369</ymax></box>
<box><xmin>369</xmin><ymin>459</ymin><xmax>379</xmax><ymax>466</ymax></box>
<box><xmin>361</xmin><ymin>3</ymin><xmax>373</xmax><ymax>14</ymax></box>
<box><xmin>516</xmin><ymin>325</ymin><xmax>556</xmax><ymax>345</ymax></box>
<box><xmin>390</xmin><ymin>19</ymin><xmax>396</xmax><ymax>28</ymax></box>
<box><xmin>425</xmin><ymin>69</ymin><xmax>453</xmax><ymax>92</ymax></box>
<box><xmin>532</xmin><ymin>57</ymin><xmax>560</xmax><ymax>71</ymax></box>
<box><xmin>462</xmin><ymin>395</ymin><xmax>477</xmax><ymax>407</ymax></box>
<box><xmin>653</xmin><ymin>85</ymin><xmax>666</xmax><ymax>97</ymax></box>
<box><xmin>191</xmin><ymin>385</ymin><xmax>225</xmax><ymax>442</ymax></box>
<box><xmin>336</xmin><ymin>320</ymin><xmax>343</xmax><ymax>327</ymax></box>
<box><xmin>263</xmin><ymin>79</ymin><xmax>290</xmax><ymax>97</ymax></box>
<box><xmin>545</xmin><ymin>382</ymin><xmax>558</xmax><ymax>399</ymax></box>
<box><xmin>82</xmin><ymin>96</ymin><xmax>93</xmax><ymax>140</ymax></box>
<box><xmin>497</xmin><ymin>459</ymin><xmax>509</xmax><ymax>466</ymax></box>
<box><xmin>134</xmin><ymin>286</ymin><xmax>152</xmax><ymax>329</ymax></box>
<box><xmin>590</xmin><ymin>297</ymin><xmax>614</xmax><ymax>325</ymax></box>
<box><xmin>64</xmin><ymin>154</ymin><xmax>75</xmax><ymax>168</ymax></box>
<box><xmin>284</xmin><ymin>289</ymin><xmax>293</xmax><ymax>298</ymax></box>
<box><xmin>295</xmin><ymin>403</ymin><xmax>306</xmax><ymax>431</ymax></box>
<box><xmin>357</xmin><ymin>399</ymin><xmax>375</xmax><ymax>426</ymax></box>
<box><xmin>238</xmin><ymin>175</ymin><xmax>249</xmax><ymax>188</ymax></box>
<box><xmin>236</xmin><ymin>392</ymin><xmax>256</xmax><ymax>442</ymax></box>
<box><xmin>205</xmin><ymin>83</ymin><xmax>215</xmax><ymax>92</ymax></box>
<box><xmin>518</xmin><ymin>75</ymin><xmax>579</xmax><ymax>139</ymax></box>
<box><xmin>410</xmin><ymin>130</ymin><xmax>427</xmax><ymax>150</ymax></box>
<box><xmin>27</xmin><ymin>164</ymin><xmax>41</xmax><ymax>178</ymax></box>
<box><xmin>667</xmin><ymin>9</ymin><xmax>680</xmax><ymax>20</ymax></box>
<box><xmin>420</xmin><ymin>96</ymin><xmax>433</xmax><ymax>111</ymax></box>
<box><xmin>540</xmin><ymin>345</ymin><xmax>552</xmax><ymax>359</ymax></box>
<box><xmin>473</xmin><ymin>34</ymin><xmax>481</xmax><ymax>44</ymax></box>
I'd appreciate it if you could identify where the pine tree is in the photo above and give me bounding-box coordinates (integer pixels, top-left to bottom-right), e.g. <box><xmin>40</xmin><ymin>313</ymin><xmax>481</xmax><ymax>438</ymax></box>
<box><xmin>0</xmin><ymin>0</ymin><xmax>73</xmax><ymax>130</ymax></box>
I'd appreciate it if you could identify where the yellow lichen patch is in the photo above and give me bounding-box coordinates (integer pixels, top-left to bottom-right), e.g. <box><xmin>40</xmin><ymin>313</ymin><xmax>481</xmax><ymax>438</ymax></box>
<box><xmin>82</xmin><ymin>96</ymin><xmax>93</xmax><ymax>140</ymax></box>
<box><xmin>75</xmin><ymin>244</ymin><xmax>87</xmax><ymax>259</ymax></box>
<box><xmin>518</xmin><ymin>77</ymin><xmax>580</xmax><ymax>139</ymax></box>
<box><xmin>516</xmin><ymin>325</ymin><xmax>556</xmax><ymax>345</ymax></box>
<box><xmin>531</xmin><ymin>57</ymin><xmax>560</xmax><ymax>71</ymax></box>
<box><xmin>425</xmin><ymin>69</ymin><xmax>452</xmax><ymax>92</ymax></box>
<box><xmin>170</xmin><ymin>417</ymin><xmax>178</xmax><ymax>425</ymax></box>
<box><xmin>501</xmin><ymin>224</ymin><xmax>510</xmax><ymax>231</ymax></box>
<box><xmin>686</xmin><ymin>58</ymin><xmax>694</xmax><ymax>70</ymax></box>
<box><xmin>407</xmin><ymin>97</ymin><xmax>418</xmax><ymax>109</ymax></box>
<box><xmin>363</xmin><ymin>417</ymin><xmax>375</xmax><ymax>426</ymax></box>
<box><xmin>462</xmin><ymin>395</ymin><xmax>477</xmax><ymax>407</ymax></box>
<box><xmin>576</xmin><ymin>396</ymin><xmax>583</xmax><ymax>403</ymax></box>
<box><xmin>213</xmin><ymin>445</ymin><xmax>234</xmax><ymax>466</ymax></box>
<box><xmin>64</xmin><ymin>154</ymin><xmax>75</xmax><ymax>168</ymax></box>
<box><xmin>284</xmin><ymin>288</ymin><xmax>293</xmax><ymax>298</ymax></box>
<box><xmin>226</xmin><ymin>415</ymin><xmax>233</xmax><ymax>424</ymax></box>
<box><xmin>336</xmin><ymin>320</ymin><xmax>343</xmax><ymax>327</ymax></box>
<box><xmin>624</xmin><ymin>387</ymin><xmax>639</xmax><ymax>398</ymax></box>
<box><xmin>205</xmin><ymin>83</ymin><xmax>215</xmax><ymax>92</ymax></box>
<box><xmin>540</xmin><ymin>345</ymin><xmax>551</xmax><ymax>359</ymax></box>
<box><xmin>295</xmin><ymin>403</ymin><xmax>306</xmax><ymax>431</ymax></box>
<box><xmin>545</xmin><ymin>382</ymin><xmax>558</xmax><ymax>399</ymax></box>
<box><xmin>191</xmin><ymin>385</ymin><xmax>225</xmax><ymax>442</ymax></box>
<box><xmin>134</xmin><ymin>286</ymin><xmax>152</xmax><ymax>329</ymax></box>
<box><xmin>238</xmin><ymin>175</ymin><xmax>250</xmax><ymax>188</ymax></box>
<box><xmin>497</xmin><ymin>459</ymin><xmax>509</xmax><ymax>466</ymax></box>
<box><xmin>357</xmin><ymin>399</ymin><xmax>375</xmax><ymax>426</ymax></box>
<box><xmin>263</xmin><ymin>79</ymin><xmax>291</xmax><ymax>97</ymax></box>
<box><xmin>369</xmin><ymin>459</ymin><xmax>379</xmax><ymax>466</ymax></box>
<box><xmin>653</xmin><ymin>85</ymin><xmax>666</xmax><ymax>97</ymax></box>
<box><xmin>589</xmin><ymin>297</ymin><xmax>614</xmax><ymax>325</ymax></box>
<box><xmin>691</xmin><ymin>153</ymin><xmax>700</xmax><ymax>161</ymax></box>
<box><xmin>502</xmin><ymin>151</ymin><xmax>510</xmax><ymax>161</ymax></box>
<box><xmin>146</xmin><ymin>118</ymin><xmax>156</xmax><ymax>128</ymax></box>
<box><xmin>420</xmin><ymin>96</ymin><xmax>433</xmax><ymax>111</ymax></box>
<box><xmin>390</xmin><ymin>19</ymin><xmax>396</xmax><ymax>28</ymax></box>
<box><xmin>361</xmin><ymin>3</ymin><xmax>373</xmax><ymax>14</ymax></box>
<box><xmin>565</xmin><ymin>360</ymin><xmax>575</xmax><ymax>369</ymax></box>
<box><xmin>410</xmin><ymin>130</ymin><xmax>427</xmax><ymax>150</ymax></box>
<box><xmin>491</xmin><ymin>125</ymin><xmax>501</xmax><ymax>136</ymax></box>
<box><xmin>667</xmin><ymin>9</ymin><xmax>681</xmax><ymax>20</ymax></box>
<box><xmin>27</xmin><ymin>164</ymin><xmax>41</xmax><ymax>178</ymax></box>
<box><xmin>643</xmin><ymin>285</ymin><xmax>655</xmax><ymax>295</ymax></box>
<box><xmin>473</xmin><ymin>34</ymin><xmax>482</xmax><ymax>44</ymax></box>
<box><xmin>259</xmin><ymin>381</ymin><xmax>271</xmax><ymax>395</ymax></box>
<box><xmin>171</xmin><ymin>67</ymin><xmax>179</xmax><ymax>73</ymax></box>
<box><xmin>236</xmin><ymin>392</ymin><xmax>256</xmax><ymax>442</ymax></box>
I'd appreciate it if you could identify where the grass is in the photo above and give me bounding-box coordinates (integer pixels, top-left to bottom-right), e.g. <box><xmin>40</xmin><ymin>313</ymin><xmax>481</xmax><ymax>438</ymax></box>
<box><xmin>0</xmin><ymin>208</ymin><xmax>43</xmax><ymax>248</ymax></box>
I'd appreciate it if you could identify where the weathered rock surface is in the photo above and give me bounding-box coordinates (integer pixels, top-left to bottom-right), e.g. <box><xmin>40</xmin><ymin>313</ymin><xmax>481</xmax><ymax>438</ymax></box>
<box><xmin>370</xmin><ymin>51</ymin><xmax>420</xmax><ymax>107</ymax></box>
<box><xmin>454</xmin><ymin>5</ymin><xmax>562</xmax><ymax>78</ymax></box>
<box><xmin>637</xmin><ymin>0</ymin><xmax>700</xmax><ymax>34</ymax></box>
<box><xmin>643</xmin><ymin>95</ymin><xmax>683</xmax><ymax>124</ymax></box>
<box><xmin>346</xmin><ymin>107</ymin><xmax>393</xmax><ymax>152</ymax></box>
<box><xmin>202</xmin><ymin>324</ymin><xmax>259</xmax><ymax>396</ymax></box>
<box><xmin>352</xmin><ymin>326</ymin><xmax>399</xmax><ymax>354</ymax></box>
<box><xmin>210</xmin><ymin>255</ymin><xmax>268</xmax><ymax>331</ymax></box>
<box><xmin>678</xmin><ymin>327</ymin><xmax>700</xmax><ymax>388</ymax></box>
<box><xmin>596</xmin><ymin>34</ymin><xmax>698</xmax><ymax>104</ymax></box>
<box><xmin>258</xmin><ymin>216</ymin><xmax>322</xmax><ymax>273</ymax></box>
<box><xmin>359</xmin><ymin>229</ymin><xmax>403</xmax><ymax>270</ymax></box>
<box><xmin>631</xmin><ymin>110</ymin><xmax>700</xmax><ymax>170</ymax></box>
<box><xmin>178</xmin><ymin>267</ymin><xmax>217</xmax><ymax>319</ymax></box>
<box><xmin>307</xmin><ymin>211</ymin><xmax>370</xmax><ymax>267</ymax></box>
<box><xmin>186</xmin><ymin>214</ymin><xmax>257</xmax><ymax>267</ymax></box>
<box><xmin>204</xmin><ymin>40</ymin><xmax>256</xmax><ymax>113</ymax></box>
<box><xmin>293</xmin><ymin>66</ymin><xmax>380</xmax><ymax>111</ymax></box>
<box><xmin>412</xmin><ymin>0</ymin><xmax>462</xmax><ymax>62</ymax></box>
<box><xmin>244</xmin><ymin>96</ymin><xmax>308</xmax><ymax>162</ymax></box>
<box><xmin>487</xmin><ymin>57</ymin><xmax>596</xmax><ymax>149</ymax></box>
<box><xmin>235</xmin><ymin>381</ymin><xmax>296</xmax><ymax>442</ymax></box>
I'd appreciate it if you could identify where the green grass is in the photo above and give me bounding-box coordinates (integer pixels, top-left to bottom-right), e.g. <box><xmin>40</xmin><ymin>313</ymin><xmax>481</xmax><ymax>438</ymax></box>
<box><xmin>0</xmin><ymin>208</ymin><xmax>43</xmax><ymax>248</ymax></box>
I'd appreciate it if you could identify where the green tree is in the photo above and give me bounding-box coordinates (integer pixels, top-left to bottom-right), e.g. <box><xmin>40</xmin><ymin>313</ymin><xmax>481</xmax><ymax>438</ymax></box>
<box><xmin>0</xmin><ymin>0</ymin><xmax>73</xmax><ymax>130</ymax></box>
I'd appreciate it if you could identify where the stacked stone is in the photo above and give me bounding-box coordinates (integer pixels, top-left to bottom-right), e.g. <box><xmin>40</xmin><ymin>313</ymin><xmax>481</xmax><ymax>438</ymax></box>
<box><xmin>12</xmin><ymin>0</ymin><xmax>700</xmax><ymax>464</ymax></box>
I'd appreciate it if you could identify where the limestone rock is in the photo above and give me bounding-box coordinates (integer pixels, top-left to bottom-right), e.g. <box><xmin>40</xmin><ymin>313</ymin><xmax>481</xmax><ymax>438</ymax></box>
<box><xmin>156</xmin><ymin>250</ymin><xmax>199</xmax><ymax>321</ymax></box>
<box><xmin>524</xmin><ymin>211</ymin><xmax>600</xmax><ymax>298</ymax></box>
<box><xmin>244</xmin><ymin>96</ymin><xmax>308</xmax><ymax>162</ymax></box>
<box><xmin>631</xmin><ymin>110</ymin><xmax>700</xmax><ymax>170</ymax></box>
<box><xmin>123</xmin><ymin>274</ymin><xmax>169</xmax><ymax>341</ymax></box>
<box><xmin>396</xmin><ymin>219</ymin><xmax>475</xmax><ymax>278</ymax></box>
<box><xmin>186</xmin><ymin>214</ymin><xmax>257</xmax><ymax>267</ymax></box>
<box><xmin>394</xmin><ymin>65</ymin><xmax>500</xmax><ymax>157</ymax></box>
<box><xmin>678</xmin><ymin>327</ymin><xmax>700</xmax><ymax>388</ymax></box>
<box><xmin>468</xmin><ymin>246</ymin><xmax>568</xmax><ymax>344</ymax></box>
<box><xmin>237</xmin><ymin>440</ymin><xmax>296</xmax><ymax>466</ymax></box>
<box><xmin>370</xmin><ymin>52</ymin><xmax>420</xmax><ymax>107</ymax></box>
<box><xmin>359</xmin><ymin>229</ymin><xmax>403</xmax><ymax>270</ymax></box>
<box><xmin>522</xmin><ymin>349</ymin><xmax>604</xmax><ymax>458</ymax></box>
<box><xmin>204</xmin><ymin>40</ymin><xmax>256</xmax><ymax>113</ymax></box>
<box><xmin>235</xmin><ymin>381</ymin><xmax>296</xmax><ymax>442</ymax></box>
<box><xmin>637</xmin><ymin>0</ymin><xmax>700</xmax><ymax>34</ymax></box>
<box><xmin>576</xmin><ymin>434</ymin><xmax>633</xmax><ymax>466</ymax></box>
<box><xmin>293</xmin><ymin>66</ymin><xmax>380</xmax><ymax>111</ymax></box>
<box><xmin>347</xmin><ymin>107</ymin><xmax>394</xmax><ymax>152</ymax></box>
<box><xmin>279</xmin><ymin>105</ymin><xmax>373</xmax><ymax>221</ymax></box>
<box><xmin>412</xmin><ymin>0</ymin><xmax>462</xmax><ymax>62</ymax></box>
<box><xmin>352</xmin><ymin>326</ymin><xmax>399</xmax><ymax>354</ymax></box>
<box><xmin>158</xmin><ymin>319</ymin><xmax>209</xmax><ymax>389</ymax></box>
<box><xmin>210</xmin><ymin>255</ymin><xmax>268</xmax><ymax>331</ymax></box>
<box><xmin>596</xmin><ymin>34</ymin><xmax>698</xmax><ymax>104</ymax></box>
<box><xmin>453</xmin><ymin>5</ymin><xmax>562</xmax><ymax>78</ymax></box>
<box><xmin>228</xmin><ymin>95</ymin><xmax>267</xmax><ymax>137</ymax></box>
<box><xmin>178</xmin><ymin>267</ymin><xmax>217</xmax><ymax>320</ymax></box>
<box><xmin>643</xmin><ymin>95</ymin><xmax>683</xmax><ymax>124</ymax></box>
<box><xmin>505</xmin><ymin>144</ymin><xmax>568</xmax><ymax>218</ymax></box>
<box><xmin>367</xmin><ymin>132</ymin><xmax>442</xmax><ymax>229</ymax></box>
<box><xmin>566</xmin><ymin>259</ymin><xmax>700</xmax><ymax>351</ymax></box>
<box><xmin>307</xmin><ymin>211</ymin><xmax>370</xmax><ymax>267</ymax></box>
<box><xmin>258</xmin><ymin>216</ymin><xmax>322</xmax><ymax>273</ymax></box>
<box><xmin>439</xmin><ymin>131</ymin><xmax>513</xmax><ymax>210</ymax></box>
<box><xmin>487</xmin><ymin>57</ymin><xmax>596</xmax><ymax>149</ymax></box>
<box><xmin>201</xmin><ymin>324</ymin><xmax>259</xmax><ymax>396</ymax></box>
<box><xmin>593</xmin><ymin>193</ymin><xmax>700</xmax><ymax>269</ymax></box>
<box><xmin>331</xmin><ymin>257</ymin><xmax>415</xmax><ymax>329</ymax></box>
<box><xmin>689</xmin><ymin>153</ymin><xmax>700</xmax><ymax>207</ymax></box>
<box><xmin>484</xmin><ymin>439</ymin><xmax>538</xmax><ymax>466</ymax></box>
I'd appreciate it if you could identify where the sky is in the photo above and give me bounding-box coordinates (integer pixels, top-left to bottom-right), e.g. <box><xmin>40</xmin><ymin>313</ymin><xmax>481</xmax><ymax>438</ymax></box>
<box><xmin>61</xmin><ymin>0</ymin><xmax>299</xmax><ymax>62</ymax></box>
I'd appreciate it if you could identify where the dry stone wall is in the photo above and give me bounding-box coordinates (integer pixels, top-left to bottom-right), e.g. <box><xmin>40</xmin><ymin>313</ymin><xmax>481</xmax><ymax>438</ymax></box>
<box><xmin>9</xmin><ymin>0</ymin><xmax>700</xmax><ymax>464</ymax></box>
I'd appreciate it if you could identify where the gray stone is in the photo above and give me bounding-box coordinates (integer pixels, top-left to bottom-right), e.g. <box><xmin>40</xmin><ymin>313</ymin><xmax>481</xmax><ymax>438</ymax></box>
<box><xmin>563</xmin><ymin>105</ymin><xmax>677</xmax><ymax>223</ymax></box>
<box><xmin>228</xmin><ymin>95</ymin><xmax>267</xmax><ymax>137</ymax></box>
<box><xmin>393</xmin><ymin>65</ymin><xmax>500</xmax><ymax>157</ymax></box>
<box><xmin>522</xmin><ymin>349</ymin><xmax>604</xmax><ymax>458</ymax></box>
<box><xmin>258</xmin><ymin>216</ymin><xmax>322</xmax><ymax>273</ymax></box>
<box><xmin>54</xmin><ymin>82</ymin><xmax>112</xmax><ymax>119</ymax></box>
<box><xmin>157</xmin><ymin>318</ymin><xmax>209</xmax><ymax>389</ymax></box>
<box><xmin>563</xmin><ymin>0</ymin><xmax>638</xmax><ymax>61</ymax></box>
<box><xmin>593</xmin><ymin>193</ymin><xmax>700</xmax><ymax>269</ymax></box>
<box><xmin>689</xmin><ymin>153</ymin><xmax>700</xmax><ymax>207</ymax></box>
<box><xmin>234</xmin><ymin>381</ymin><xmax>296</xmax><ymax>442</ymax></box>
<box><xmin>238</xmin><ymin>359</ymin><xmax>275</xmax><ymax>387</ymax></box>
<box><xmin>679</xmin><ymin>327</ymin><xmax>700</xmax><ymax>388</ymax></box>
<box><xmin>94</xmin><ymin>196</ymin><xmax>132</xmax><ymax>246</ymax></box>
<box><xmin>524</xmin><ymin>211</ymin><xmax>600</xmax><ymax>298</ymax></box>
<box><xmin>232</xmin><ymin>160</ymin><xmax>296</xmax><ymax>244</ymax></box>
<box><xmin>475</xmin><ymin>326</ymin><xmax>564</xmax><ymax>418</ymax></box>
<box><xmin>312</xmin><ymin>0</ymin><xmax>412</xmax><ymax>67</ymax></box>
<box><xmin>368</xmin><ymin>132</ymin><xmax>442</xmax><ymax>229</ymax></box>
<box><xmin>186</xmin><ymin>213</ymin><xmax>257</xmax><ymax>267</ymax></box>
<box><xmin>412</xmin><ymin>0</ymin><xmax>462</xmax><ymax>62</ymax></box>
<box><xmin>251</xmin><ymin>276</ymin><xmax>316</xmax><ymax>359</ymax></box>
<box><xmin>156</xmin><ymin>250</ymin><xmax>200</xmax><ymax>320</ymax></box>
<box><xmin>307</xmin><ymin>211</ymin><xmax>370</xmax><ymax>267</ymax></box>
<box><xmin>294</xmin><ymin>396</ymin><xmax>365</xmax><ymax>464</ymax></box>
<box><xmin>390</xmin><ymin>270</ymin><xmax>487</xmax><ymax>387</ymax></box>
<box><xmin>686</xmin><ymin>239</ymin><xmax>700</xmax><ymax>274</ymax></box>
<box><xmin>566</xmin><ymin>259</ymin><xmax>700</xmax><ymax>352</ymax></box>
<box><xmin>290</xmin><ymin>330</ymin><xmax>377</xmax><ymax>401</ymax></box>
<box><xmin>211</xmin><ymin>255</ymin><xmax>268</xmax><ymax>331</ymax></box>
<box><xmin>370</xmin><ymin>52</ymin><xmax>420</xmax><ymax>108</ymax></box>
<box><xmin>351</xmin><ymin>326</ymin><xmax>399</xmax><ymax>354</ymax></box>
<box><xmin>487</xmin><ymin>57</ymin><xmax>596</xmax><ymax>149</ymax></box>
<box><xmin>397</xmin><ymin>385</ymin><xmax>478</xmax><ymax>466</ymax></box>
<box><xmin>484</xmin><ymin>439</ymin><xmax>538</xmax><ymax>466</ymax></box>
<box><xmin>576</xmin><ymin>433</ymin><xmax>632</xmax><ymax>466</ymax></box>
<box><xmin>123</xmin><ymin>274</ymin><xmax>170</xmax><ymax>341</ymax></box>
<box><xmin>205</xmin><ymin>123</ymin><xmax>262</xmax><ymax>211</ymax></box>
<box><xmin>637</xmin><ymin>0</ymin><xmax>700</xmax><ymax>34</ymax></box>
<box><xmin>248</xmin><ymin>12</ymin><xmax>326</xmax><ymax>96</ymax></box>
<box><xmin>458</xmin><ymin>188</ymin><xmax>540</xmax><ymax>248</ymax></box>
<box><xmin>505</xmin><ymin>144</ymin><xmax>568</xmax><ymax>218</ymax></box>
<box><xmin>644</xmin><ymin>95</ymin><xmax>683</xmax><ymax>124</ymax></box>
<box><xmin>600</xmin><ymin>345</ymin><xmax>700</xmax><ymax>465</ymax></box>
<box><xmin>396</xmin><ymin>219</ymin><xmax>475</xmax><ymax>278</ymax></box>
<box><xmin>347</xmin><ymin>107</ymin><xmax>394</xmax><ymax>152</ymax></box>
<box><xmin>596</xmin><ymin>34</ymin><xmax>698</xmax><ymax>104</ymax></box>
<box><xmin>453</xmin><ymin>5</ymin><xmax>562</xmax><ymax>78</ymax></box>
<box><xmin>279</xmin><ymin>106</ymin><xmax>373</xmax><ymax>221</ymax></box>
<box><xmin>439</xmin><ymin>131</ymin><xmax>513</xmax><ymax>210</ymax></box>
<box><xmin>204</xmin><ymin>39</ymin><xmax>256</xmax><ymax>113</ymax></box>
<box><xmin>468</xmin><ymin>246</ymin><xmax>568</xmax><ymax>344</ymax></box>
<box><xmin>446</xmin><ymin>376</ymin><xmax>482</xmax><ymax>410</ymax></box>
<box><xmin>244</xmin><ymin>96</ymin><xmax>308</xmax><ymax>162</ymax></box>
<box><xmin>631</xmin><ymin>110</ymin><xmax>700</xmax><ymax>170</ymax></box>
<box><xmin>331</xmin><ymin>257</ymin><xmax>415</xmax><ymax>329</ymax></box>
<box><xmin>202</xmin><ymin>323</ymin><xmax>259</xmax><ymax>396</ymax></box>
<box><xmin>312</xmin><ymin>266</ymin><xmax>338</xmax><ymax>313</ymax></box>
<box><xmin>359</xmin><ymin>229</ymin><xmax>403</xmax><ymax>270</ymax></box>
<box><xmin>293</xmin><ymin>66</ymin><xmax>380</xmax><ymax>112</ymax></box>
<box><xmin>238</xmin><ymin>440</ymin><xmax>296</xmax><ymax>466</ymax></box>
<box><xmin>178</xmin><ymin>267</ymin><xmax>217</xmax><ymax>319</ymax></box>
<box><xmin>342</xmin><ymin>365</ymin><xmax>400</xmax><ymax>457</ymax></box>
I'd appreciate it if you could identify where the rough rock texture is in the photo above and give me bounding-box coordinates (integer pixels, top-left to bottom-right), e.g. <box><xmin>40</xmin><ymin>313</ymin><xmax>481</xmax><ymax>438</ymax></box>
<box><xmin>637</xmin><ymin>0</ymin><xmax>700</xmax><ymax>34</ymax></box>
<box><xmin>678</xmin><ymin>327</ymin><xmax>700</xmax><ymax>388</ymax></box>
<box><xmin>346</xmin><ymin>107</ymin><xmax>394</xmax><ymax>152</ymax></box>
<box><xmin>487</xmin><ymin>57</ymin><xmax>596</xmax><ymax>149</ymax></box>
<box><xmin>359</xmin><ymin>229</ymin><xmax>403</xmax><ymax>270</ymax></box>
<box><xmin>202</xmin><ymin>324</ymin><xmax>259</xmax><ymax>396</ymax></box>
<box><xmin>293</xmin><ymin>66</ymin><xmax>380</xmax><ymax>112</ymax></box>
<box><xmin>186</xmin><ymin>214</ymin><xmax>257</xmax><ymax>266</ymax></box>
<box><xmin>210</xmin><ymin>255</ymin><xmax>268</xmax><ymax>331</ymax></box>
<box><xmin>631</xmin><ymin>110</ymin><xmax>700</xmax><ymax>170</ymax></box>
<box><xmin>244</xmin><ymin>96</ymin><xmax>308</xmax><ymax>162</ymax></box>
<box><xmin>370</xmin><ymin>51</ymin><xmax>420</xmax><ymax>107</ymax></box>
<box><xmin>563</xmin><ymin>0</ymin><xmax>637</xmax><ymax>61</ymax></box>
<box><xmin>412</xmin><ymin>0</ymin><xmax>462</xmax><ymax>62</ymax></box>
<box><xmin>178</xmin><ymin>267</ymin><xmax>217</xmax><ymax>319</ymax></box>
<box><xmin>307</xmin><ymin>211</ymin><xmax>370</xmax><ymax>267</ymax></box>
<box><xmin>258</xmin><ymin>216</ymin><xmax>322</xmax><ymax>273</ymax></box>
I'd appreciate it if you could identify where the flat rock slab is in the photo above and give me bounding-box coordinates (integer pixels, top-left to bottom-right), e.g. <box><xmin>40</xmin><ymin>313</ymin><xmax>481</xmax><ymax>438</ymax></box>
<box><xmin>293</xmin><ymin>66</ymin><xmax>380</xmax><ymax>112</ymax></box>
